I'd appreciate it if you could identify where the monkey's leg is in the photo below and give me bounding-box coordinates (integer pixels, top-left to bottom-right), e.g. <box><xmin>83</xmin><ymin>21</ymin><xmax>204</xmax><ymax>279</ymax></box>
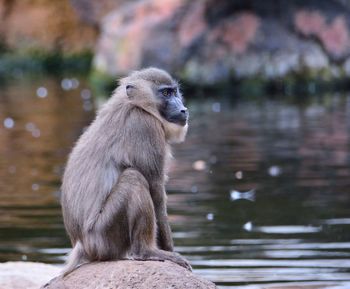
<box><xmin>119</xmin><ymin>169</ymin><xmax>191</xmax><ymax>271</ymax></box>
<box><xmin>82</xmin><ymin>168</ymin><xmax>191</xmax><ymax>270</ymax></box>
<box><xmin>81</xmin><ymin>167</ymin><xmax>154</xmax><ymax>263</ymax></box>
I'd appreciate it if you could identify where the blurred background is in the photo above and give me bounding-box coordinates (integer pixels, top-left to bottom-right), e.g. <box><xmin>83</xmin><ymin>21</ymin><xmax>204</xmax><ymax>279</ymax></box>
<box><xmin>1</xmin><ymin>0</ymin><xmax>350</xmax><ymax>288</ymax></box>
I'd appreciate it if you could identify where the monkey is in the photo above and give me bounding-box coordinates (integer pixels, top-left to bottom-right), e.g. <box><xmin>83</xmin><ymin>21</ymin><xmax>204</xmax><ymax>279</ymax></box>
<box><xmin>60</xmin><ymin>67</ymin><xmax>191</xmax><ymax>275</ymax></box>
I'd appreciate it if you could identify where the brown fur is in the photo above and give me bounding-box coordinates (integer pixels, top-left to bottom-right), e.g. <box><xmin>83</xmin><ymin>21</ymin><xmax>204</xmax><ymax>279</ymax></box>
<box><xmin>61</xmin><ymin>67</ymin><xmax>191</xmax><ymax>275</ymax></box>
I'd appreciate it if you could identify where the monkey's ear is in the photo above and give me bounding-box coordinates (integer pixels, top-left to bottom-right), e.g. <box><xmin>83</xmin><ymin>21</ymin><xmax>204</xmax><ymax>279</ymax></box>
<box><xmin>126</xmin><ymin>84</ymin><xmax>136</xmax><ymax>98</ymax></box>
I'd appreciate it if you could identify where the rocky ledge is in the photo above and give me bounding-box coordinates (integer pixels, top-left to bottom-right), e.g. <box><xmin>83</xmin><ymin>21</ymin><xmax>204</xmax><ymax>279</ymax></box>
<box><xmin>0</xmin><ymin>261</ymin><xmax>60</xmax><ymax>289</ymax></box>
<box><xmin>44</xmin><ymin>260</ymin><xmax>217</xmax><ymax>289</ymax></box>
<box><xmin>2</xmin><ymin>261</ymin><xmax>350</xmax><ymax>289</ymax></box>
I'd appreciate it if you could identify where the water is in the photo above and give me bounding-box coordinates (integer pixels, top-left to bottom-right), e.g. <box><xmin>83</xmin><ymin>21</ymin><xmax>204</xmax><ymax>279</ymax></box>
<box><xmin>1</xmin><ymin>78</ymin><xmax>350</xmax><ymax>288</ymax></box>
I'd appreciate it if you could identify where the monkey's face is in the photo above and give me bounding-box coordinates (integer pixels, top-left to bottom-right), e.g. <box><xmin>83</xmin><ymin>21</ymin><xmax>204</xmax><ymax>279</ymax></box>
<box><xmin>157</xmin><ymin>85</ymin><xmax>188</xmax><ymax>126</ymax></box>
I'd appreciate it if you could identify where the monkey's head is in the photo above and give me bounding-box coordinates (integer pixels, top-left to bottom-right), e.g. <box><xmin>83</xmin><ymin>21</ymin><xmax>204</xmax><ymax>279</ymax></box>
<box><xmin>121</xmin><ymin>67</ymin><xmax>189</xmax><ymax>143</ymax></box>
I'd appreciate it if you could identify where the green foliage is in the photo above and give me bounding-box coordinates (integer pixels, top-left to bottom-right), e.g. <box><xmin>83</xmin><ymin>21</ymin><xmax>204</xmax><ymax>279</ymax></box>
<box><xmin>1</xmin><ymin>48</ymin><xmax>350</xmax><ymax>99</ymax></box>
<box><xmin>0</xmin><ymin>50</ymin><xmax>93</xmax><ymax>80</ymax></box>
<box><xmin>88</xmin><ymin>69</ymin><xmax>117</xmax><ymax>99</ymax></box>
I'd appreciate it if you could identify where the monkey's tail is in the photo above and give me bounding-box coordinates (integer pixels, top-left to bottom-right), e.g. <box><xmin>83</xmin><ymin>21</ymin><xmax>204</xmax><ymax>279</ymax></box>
<box><xmin>62</xmin><ymin>241</ymin><xmax>87</xmax><ymax>276</ymax></box>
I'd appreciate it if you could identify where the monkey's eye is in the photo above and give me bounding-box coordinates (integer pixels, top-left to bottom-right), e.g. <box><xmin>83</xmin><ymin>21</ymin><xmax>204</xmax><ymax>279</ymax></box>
<box><xmin>162</xmin><ymin>88</ymin><xmax>172</xmax><ymax>97</ymax></box>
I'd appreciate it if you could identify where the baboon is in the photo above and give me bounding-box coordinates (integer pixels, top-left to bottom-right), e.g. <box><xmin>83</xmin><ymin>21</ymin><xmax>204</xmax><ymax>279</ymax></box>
<box><xmin>61</xmin><ymin>67</ymin><xmax>191</xmax><ymax>274</ymax></box>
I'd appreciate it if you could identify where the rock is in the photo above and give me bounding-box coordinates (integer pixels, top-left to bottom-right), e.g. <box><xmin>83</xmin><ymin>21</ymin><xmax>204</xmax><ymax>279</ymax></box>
<box><xmin>70</xmin><ymin>0</ymin><xmax>134</xmax><ymax>26</ymax></box>
<box><xmin>92</xmin><ymin>0</ymin><xmax>350</xmax><ymax>84</ymax></box>
<box><xmin>0</xmin><ymin>261</ymin><xmax>60</xmax><ymax>289</ymax></box>
<box><xmin>294</xmin><ymin>10</ymin><xmax>350</xmax><ymax>60</ymax></box>
<box><xmin>0</xmin><ymin>0</ymin><xmax>97</xmax><ymax>53</ymax></box>
<box><xmin>93</xmin><ymin>0</ymin><xmax>186</xmax><ymax>76</ymax></box>
<box><xmin>3</xmin><ymin>0</ymin><xmax>350</xmax><ymax>83</ymax></box>
<box><xmin>44</xmin><ymin>260</ymin><xmax>217</xmax><ymax>289</ymax></box>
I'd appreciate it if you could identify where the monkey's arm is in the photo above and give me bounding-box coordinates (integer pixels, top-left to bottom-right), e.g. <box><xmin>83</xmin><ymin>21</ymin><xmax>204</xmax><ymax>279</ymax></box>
<box><xmin>122</xmin><ymin>108</ymin><xmax>174</xmax><ymax>251</ymax></box>
<box><xmin>150</xmin><ymin>181</ymin><xmax>174</xmax><ymax>251</ymax></box>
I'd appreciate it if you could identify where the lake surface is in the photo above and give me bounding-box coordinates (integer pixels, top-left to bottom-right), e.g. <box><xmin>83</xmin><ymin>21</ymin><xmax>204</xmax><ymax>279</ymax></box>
<box><xmin>1</xmin><ymin>77</ymin><xmax>350</xmax><ymax>288</ymax></box>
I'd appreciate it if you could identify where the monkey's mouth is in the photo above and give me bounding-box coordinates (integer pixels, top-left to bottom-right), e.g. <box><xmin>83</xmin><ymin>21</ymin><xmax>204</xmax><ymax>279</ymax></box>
<box><xmin>169</xmin><ymin>114</ymin><xmax>188</xmax><ymax>126</ymax></box>
<box><xmin>177</xmin><ymin>119</ymin><xmax>187</xmax><ymax>126</ymax></box>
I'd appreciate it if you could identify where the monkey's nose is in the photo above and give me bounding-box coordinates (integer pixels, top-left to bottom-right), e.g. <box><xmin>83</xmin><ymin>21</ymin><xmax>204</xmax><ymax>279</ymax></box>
<box><xmin>181</xmin><ymin>108</ymin><xmax>188</xmax><ymax>114</ymax></box>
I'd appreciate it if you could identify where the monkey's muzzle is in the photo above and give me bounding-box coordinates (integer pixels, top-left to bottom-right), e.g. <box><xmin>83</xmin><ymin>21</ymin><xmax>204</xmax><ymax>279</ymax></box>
<box><xmin>173</xmin><ymin>108</ymin><xmax>188</xmax><ymax>126</ymax></box>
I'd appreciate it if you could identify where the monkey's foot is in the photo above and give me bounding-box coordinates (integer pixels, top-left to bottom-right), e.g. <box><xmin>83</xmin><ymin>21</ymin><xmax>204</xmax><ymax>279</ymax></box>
<box><xmin>131</xmin><ymin>256</ymin><xmax>165</xmax><ymax>262</ymax></box>
<box><xmin>132</xmin><ymin>251</ymin><xmax>192</xmax><ymax>271</ymax></box>
<box><xmin>169</xmin><ymin>252</ymin><xmax>192</xmax><ymax>272</ymax></box>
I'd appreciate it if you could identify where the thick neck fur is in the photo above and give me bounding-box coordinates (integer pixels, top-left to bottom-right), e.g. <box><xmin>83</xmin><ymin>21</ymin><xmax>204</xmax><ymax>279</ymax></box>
<box><xmin>132</xmin><ymin>102</ymin><xmax>188</xmax><ymax>144</ymax></box>
<box><xmin>164</xmin><ymin>122</ymin><xmax>188</xmax><ymax>144</ymax></box>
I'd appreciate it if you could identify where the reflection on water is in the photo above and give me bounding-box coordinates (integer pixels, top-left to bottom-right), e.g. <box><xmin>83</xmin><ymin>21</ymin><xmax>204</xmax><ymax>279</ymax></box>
<box><xmin>0</xmin><ymin>77</ymin><xmax>94</xmax><ymax>263</ymax></box>
<box><xmin>1</xmin><ymin>78</ymin><xmax>350</xmax><ymax>287</ymax></box>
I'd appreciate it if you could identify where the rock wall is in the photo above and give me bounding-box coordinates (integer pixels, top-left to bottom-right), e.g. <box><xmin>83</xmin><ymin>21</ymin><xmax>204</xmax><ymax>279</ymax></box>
<box><xmin>0</xmin><ymin>0</ymin><xmax>97</xmax><ymax>53</ymax></box>
<box><xmin>92</xmin><ymin>0</ymin><xmax>350</xmax><ymax>84</ymax></box>
<box><xmin>2</xmin><ymin>0</ymin><xmax>350</xmax><ymax>83</ymax></box>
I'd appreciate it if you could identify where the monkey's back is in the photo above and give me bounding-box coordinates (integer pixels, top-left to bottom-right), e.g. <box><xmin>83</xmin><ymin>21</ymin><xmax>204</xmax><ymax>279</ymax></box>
<box><xmin>61</xmin><ymin>96</ymin><xmax>130</xmax><ymax>240</ymax></box>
